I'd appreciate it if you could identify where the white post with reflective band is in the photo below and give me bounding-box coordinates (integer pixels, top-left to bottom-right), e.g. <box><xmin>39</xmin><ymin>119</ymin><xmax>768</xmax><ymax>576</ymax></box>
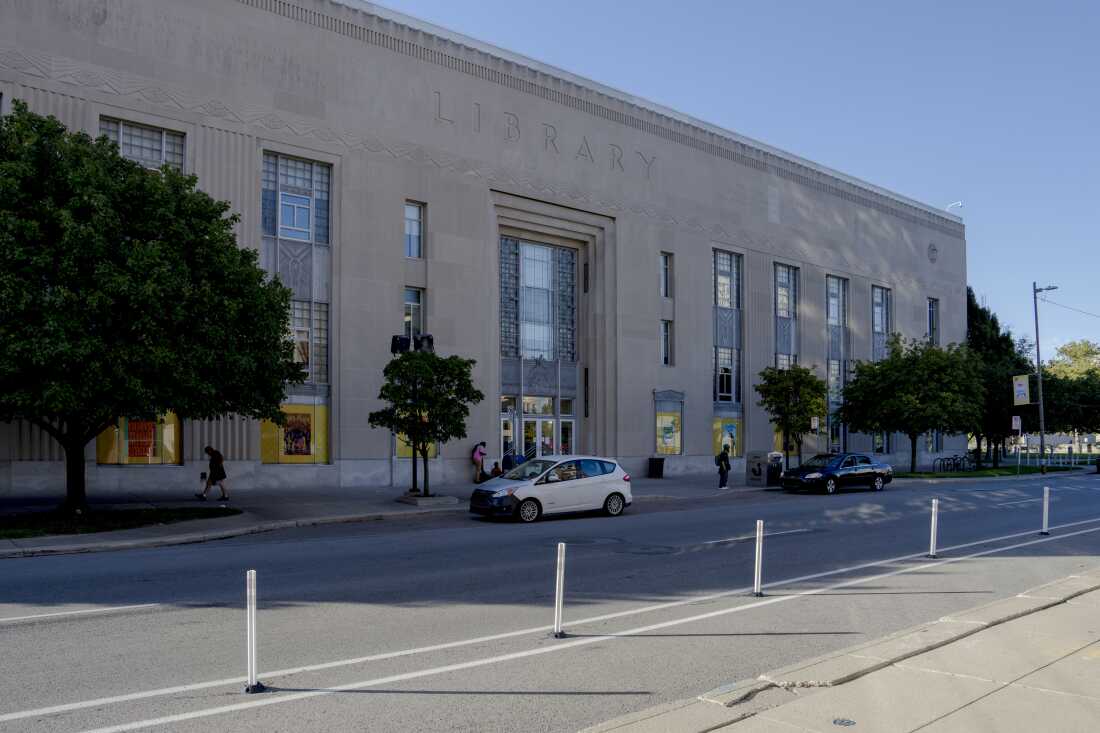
<box><xmin>928</xmin><ymin>499</ymin><xmax>940</xmax><ymax>559</ymax></box>
<box><xmin>553</xmin><ymin>543</ymin><xmax>566</xmax><ymax>638</ymax></box>
<box><xmin>1041</xmin><ymin>486</ymin><xmax>1051</xmax><ymax>535</ymax></box>
<box><xmin>753</xmin><ymin>520</ymin><xmax>764</xmax><ymax>597</ymax></box>
<box><xmin>244</xmin><ymin>570</ymin><xmax>265</xmax><ymax>693</ymax></box>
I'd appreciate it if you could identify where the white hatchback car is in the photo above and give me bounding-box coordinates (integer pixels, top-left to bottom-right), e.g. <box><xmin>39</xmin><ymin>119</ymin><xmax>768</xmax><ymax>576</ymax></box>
<box><xmin>469</xmin><ymin>455</ymin><xmax>632</xmax><ymax>523</ymax></box>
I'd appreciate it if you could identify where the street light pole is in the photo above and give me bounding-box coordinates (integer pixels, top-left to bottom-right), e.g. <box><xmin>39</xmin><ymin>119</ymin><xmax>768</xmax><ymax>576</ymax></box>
<box><xmin>1032</xmin><ymin>282</ymin><xmax>1057</xmax><ymax>475</ymax></box>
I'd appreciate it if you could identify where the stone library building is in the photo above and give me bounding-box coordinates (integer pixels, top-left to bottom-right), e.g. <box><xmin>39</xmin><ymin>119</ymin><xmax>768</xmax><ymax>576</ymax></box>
<box><xmin>0</xmin><ymin>0</ymin><xmax>966</xmax><ymax>495</ymax></box>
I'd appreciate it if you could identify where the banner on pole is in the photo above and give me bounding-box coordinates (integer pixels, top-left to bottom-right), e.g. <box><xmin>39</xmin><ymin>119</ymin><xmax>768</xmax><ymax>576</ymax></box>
<box><xmin>1012</xmin><ymin>375</ymin><xmax>1031</xmax><ymax>406</ymax></box>
<box><xmin>1012</xmin><ymin>415</ymin><xmax>1022</xmax><ymax>432</ymax></box>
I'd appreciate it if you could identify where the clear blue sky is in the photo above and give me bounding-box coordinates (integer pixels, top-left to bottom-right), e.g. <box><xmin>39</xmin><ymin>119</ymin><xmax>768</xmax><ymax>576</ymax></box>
<box><xmin>380</xmin><ymin>0</ymin><xmax>1098</xmax><ymax>355</ymax></box>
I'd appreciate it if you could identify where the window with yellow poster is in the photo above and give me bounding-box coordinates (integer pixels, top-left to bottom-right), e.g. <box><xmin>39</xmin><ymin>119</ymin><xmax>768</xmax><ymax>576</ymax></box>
<box><xmin>655</xmin><ymin>410</ymin><xmax>682</xmax><ymax>455</ymax></box>
<box><xmin>712</xmin><ymin>417</ymin><xmax>742</xmax><ymax>458</ymax></box>
<box><xmin>260</xmin><ymin>403</ymin><xmax>329</xmax><ymax>464</ymax></box>
<box><xmin>96</xmin><ymin>414</ymin><xmax>181</xmax><ymax>465</ymax></box>
<box><xmin>395</xmin><ymin>433</ymin><xmax>438</xmax><ymax>458</ymax></box>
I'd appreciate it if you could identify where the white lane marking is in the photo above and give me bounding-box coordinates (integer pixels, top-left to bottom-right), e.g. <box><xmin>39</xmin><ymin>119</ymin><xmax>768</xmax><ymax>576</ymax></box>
<box><xmin>71</xmin><ymin>523</ymin><xmax>1100</xmax><ymax>733</ymax></box>
<box><xmin>700</xmin><ymin>528</ymin><xmax>811</xmax><ymax>544</ymax></box>
<box><xmin>6</xmin><ymin>513</ymin><xmax>1100</xmax><ymax>724</ymax></box>
<box><xmin>996</xmin><ymin>498</ymin><xmax>1043</xmax><ymax>507</ymax></box>
<box><xmin>0</xmin><ymin>603</ymin><xmax>159</xmax><ymax>624</ymax></box>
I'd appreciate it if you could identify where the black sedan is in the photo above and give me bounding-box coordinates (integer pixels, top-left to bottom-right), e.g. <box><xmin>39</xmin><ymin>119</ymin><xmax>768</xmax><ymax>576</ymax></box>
<box><xmin>781</xmin><ymin>453</ymin><xmax>893</xmax><ymax>494</ymax></box>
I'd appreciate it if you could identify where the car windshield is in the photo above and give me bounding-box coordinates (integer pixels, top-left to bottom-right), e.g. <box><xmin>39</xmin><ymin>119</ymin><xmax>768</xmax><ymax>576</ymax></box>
<box><xmin>501</xmin><ymin>459</ymin><xmax>557</xmax><ymax>481</ymax></box>
<box><xmin>802</xmin><ymin>454</ymin><xmax>839</xmax><ymax>468</ymax></box>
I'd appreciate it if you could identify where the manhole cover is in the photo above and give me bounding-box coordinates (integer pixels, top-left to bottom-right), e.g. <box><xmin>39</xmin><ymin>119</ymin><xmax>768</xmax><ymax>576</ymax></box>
<box><xmin>833</xmin><ymin>719</ymin><xmax>856</xmax><ymax>727</ymax></box>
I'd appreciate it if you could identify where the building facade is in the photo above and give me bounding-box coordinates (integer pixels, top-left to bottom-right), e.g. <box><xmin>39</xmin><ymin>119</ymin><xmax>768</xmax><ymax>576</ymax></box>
<box><xmin>0</xmin><ymin>0</ymin><xmax>967</xmax><ymax>495</ymax></box>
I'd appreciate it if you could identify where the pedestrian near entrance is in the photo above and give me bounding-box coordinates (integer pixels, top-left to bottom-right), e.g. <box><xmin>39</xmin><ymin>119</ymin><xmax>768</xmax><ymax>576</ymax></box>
<box><xmin>716</xmin><ymin>445</ymin><xmax>731</xmax><ymax>489</ymax></box>
<box><xmin>196</xmin><ymin>446</ymin><xmax>229</xmax><ymax>501</ymax></box>
<box><xmin>471</xmin><ymin>441</ymin><xmax>487</xmax><ymax>482</ymax></box>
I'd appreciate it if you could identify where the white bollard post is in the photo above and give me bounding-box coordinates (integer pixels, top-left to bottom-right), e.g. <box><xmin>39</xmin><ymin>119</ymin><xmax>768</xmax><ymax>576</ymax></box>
<box><xmin>244</xmin><ymin>570</ymin><xmax>265</xmax><ymax>693</ymax></box>
<box><xmin>553</xmin><ymin>542</ymin><xmax>566</xmax><ymax>638</ymax></box>
<box><xmin>928</xmin><ymin>499</ymin><xmax>939</xmax><ymax>559</ymax></box>
<box><xmin>1041</xmin><ymin>486</ymin><xmax>1050</xmax><ymax>535</ymax></box>
<box><xmin>753</xmin><ymin>520</ymin><xmax>764</xmax><ymax>597</ymax></box>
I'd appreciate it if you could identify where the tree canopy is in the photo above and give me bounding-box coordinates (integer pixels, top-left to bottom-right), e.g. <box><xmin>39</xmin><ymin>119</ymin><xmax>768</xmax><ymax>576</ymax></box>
<box><xmin>966</xmin><ymin>287</ymin><xmax>1033</xmax><ymax>466</ymax></box>
<box><xmin>0</xmin><ymin>102</ymin><xmax>302</xmax><ymax>509</ymax></box>
<box><xmin>368</xmin><ymin>350</ymin><xmax>484</xmax><ymax>496</ymax></box>
<box><xmin>839</xmin><ymin>336</ymin><xmax>984</xmax><ymax>472</ymax></box>
<box><xmin>754</xmin><ymin>364</ymin><xmax>828</xmax><ymax>469</ymax></box>
<box><xmin>1048</xmin><ymin>340</ymin><xmax>1100</xmax><ymax>380</ymax></box>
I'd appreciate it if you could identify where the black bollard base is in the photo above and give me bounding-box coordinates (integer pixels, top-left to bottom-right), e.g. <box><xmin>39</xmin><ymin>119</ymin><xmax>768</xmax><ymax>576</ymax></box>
<box><xmin>244</xmin><ymin>682</ymin><xmax>267</xmax><ymax>694</ymax></box>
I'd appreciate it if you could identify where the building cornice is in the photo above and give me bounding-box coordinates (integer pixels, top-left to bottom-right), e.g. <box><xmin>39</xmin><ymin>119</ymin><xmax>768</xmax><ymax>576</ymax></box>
<box><xmin>236</xmin><ymin>0</ymin><xmax>964</xmax><ymax>238</ymax></box>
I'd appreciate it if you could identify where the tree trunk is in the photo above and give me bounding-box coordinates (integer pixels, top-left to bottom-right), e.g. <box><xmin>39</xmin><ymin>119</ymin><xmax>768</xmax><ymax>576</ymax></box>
<box><xmin>783</xmin><ymin>429</ymin><xmax>790</xmax><ymax>470</ymax></box>
<box><xmin>421</xmin><ymin>450</ymin><xmax>431</xmax><ymax>497</ymax></box>
<box><xmin>410</xmin><ymin>437</ymin><xmax>419</xmax><ymax>493</ymax></box>
<box><xmin>973</xmin><ymin>435</ymin><xmax>983</xmax><ymax>469</ymax></box>
<box><xmin>909</xmin><ymin>434</ymin><xmax>919</xmax><ymax>473</ymax></box>
<box><xmin>992</xmin><ymin>439</ymin><xmax>1002</xmax><ymax>468</ymax></box>
<box><xmin>62</xmin><ymin>438</ymin><xmax>88</xmax><ymax>513</ymax></box>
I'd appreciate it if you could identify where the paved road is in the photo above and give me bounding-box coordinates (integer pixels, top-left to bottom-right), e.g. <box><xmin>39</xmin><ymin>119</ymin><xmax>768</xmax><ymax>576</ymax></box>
<box><xmin>2</xmin><ymin>472</ymin><xmax>1100</xmax><ymax>732</ymax></box>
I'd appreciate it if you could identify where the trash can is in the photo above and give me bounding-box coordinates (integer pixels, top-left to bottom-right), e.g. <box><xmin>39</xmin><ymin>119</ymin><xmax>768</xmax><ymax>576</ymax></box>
<box><xmin>766</xmin><ymin>452</ymin><xmax>784</xmax><ymax>486</ymax></box>
<box><xmin>648</xmin><ymin>456</ymin><xmax>666</xmax><ymax>479</ymax></box>
<box><xmin>746</xmin><ymin>451</ymin><xmax>768</xmax><ymax>487</ymax></box>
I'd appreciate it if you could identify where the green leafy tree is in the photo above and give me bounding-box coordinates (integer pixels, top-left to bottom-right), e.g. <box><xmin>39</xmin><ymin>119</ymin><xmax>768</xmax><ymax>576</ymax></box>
<box><xmin>1042</xmin><ymin>370</ymin><xmax>1100</xmax><ymax>436</ymax></box>
<box><xmin>0</xmin><ymin>102</ymin><xmax>303</xmax><ymax>511</ymax></box>
<box><xmin>754</xmin><ymin>364</ymin><xmax>828</xmax><ymax>469</ymax></box>
<box><xmin>839</xmin><ymin>336</ymin><xmax>984</xmax><ymax>472</ymax></box>
<box><xmin>1048</xmin><ymin>340</ymin><xmax>1100</xmax><ymax>380</ymax></box>
<box><xmin>966</xmin><ymin>288</ymin><xmax>1032</xmax><ymax>467</ymax></box>
<box><xmin>368</xmin><ymin>351</ymin><xmax>484</xmax><ymax>496</ymax></box>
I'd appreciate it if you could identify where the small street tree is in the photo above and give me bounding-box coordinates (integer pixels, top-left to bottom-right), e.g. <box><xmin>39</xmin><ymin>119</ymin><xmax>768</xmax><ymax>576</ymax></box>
<box><xmin>839</xmin><ymin>336</ymin><xmax>984</xmax><ymax>472</ymax></box>
<box><xmin>754</xmin><ymin>364</ymin><xmax>828</xmax><ymax>469</ymax></box>
<box><xmin>368</xmin><ymin>351</ymin><xmax>484</xmax><ymax>497</ymax></box>
<box><xmin>0</xmin><ymin>103</ymin><xmax>303</xmax><ymax>512</ymax></box>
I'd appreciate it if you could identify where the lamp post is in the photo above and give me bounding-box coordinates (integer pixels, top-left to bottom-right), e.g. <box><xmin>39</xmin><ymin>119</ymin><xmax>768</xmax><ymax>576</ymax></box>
<box><xmin>1032</xmin><ymin>282</ymin><xmax>1057</xmax><ymax>474</ymax></box>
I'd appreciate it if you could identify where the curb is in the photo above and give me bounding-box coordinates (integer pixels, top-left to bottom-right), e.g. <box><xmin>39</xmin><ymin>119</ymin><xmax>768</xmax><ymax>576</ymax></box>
<box><xmin>0</xmin><ymin>505</ymin><xmax>468</xmax><ymax>559</ymax></box>
<box><xmin>892</xmin><ymin>467</ymin><xmax>1090</xmax><ymax>484</ymax></box>
<box><xmin>582</xmin><ymin>567</ymin><xmax>1100</xmax><ymax>733</ymax></box>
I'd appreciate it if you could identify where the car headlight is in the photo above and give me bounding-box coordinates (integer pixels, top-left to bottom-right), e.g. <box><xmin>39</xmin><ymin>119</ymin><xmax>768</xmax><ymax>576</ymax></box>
<box><xmin>492</xmin><ymin>487</ymin><xmax>517</xmax><ymax>498</ymax></box>
<box><xmin>804</xmin><ymin>472</ymin><xmax>823</xmax><ymax>479</ymax></box>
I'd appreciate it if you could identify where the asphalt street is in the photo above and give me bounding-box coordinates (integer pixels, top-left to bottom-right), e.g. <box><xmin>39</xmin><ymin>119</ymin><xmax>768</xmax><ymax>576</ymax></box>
<box><xmin>3</xmin><ymin>472</ymin><xmax>1100</xmax><ymax>733</ymax></box>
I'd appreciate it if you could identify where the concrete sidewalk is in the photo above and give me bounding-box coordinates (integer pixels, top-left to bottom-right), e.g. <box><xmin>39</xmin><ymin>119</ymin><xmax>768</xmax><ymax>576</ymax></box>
<box><xmin>0</xmin><ymin>473</ymin><xmax>758</xmax><ymax>558</ymax></box>
<box><xmin>586</xmin><ymin>569</ymin><xmax>1100</xmax><ymax>733</ymax></box>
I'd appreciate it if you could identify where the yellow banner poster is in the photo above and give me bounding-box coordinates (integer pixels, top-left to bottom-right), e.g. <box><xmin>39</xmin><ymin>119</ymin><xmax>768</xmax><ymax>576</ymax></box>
<box><xmin>1012</xmin><ymin>375</ymin><xmax>1030</xmax><ymax>406</ymax></box>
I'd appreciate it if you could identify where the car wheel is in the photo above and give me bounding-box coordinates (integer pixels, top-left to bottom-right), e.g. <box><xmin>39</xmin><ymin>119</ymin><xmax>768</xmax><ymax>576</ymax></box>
<box><xmin>872</xmin><ymin>475</ymin><xmax>885</xmax><ymax>492</ymax></box>
<box><xmin>824</xmin><ymin>477</ymin><xmax>838</xmax><ymax>495</ymax></box>
<box><xmin>604</xmin><ymin>493</ymin><xmax>626</xmax><ymax>517</ymax></box>
<box><xmin>516</xmin><ymin>498</ymin><xmax>542</xmax><ymax>523</ymax></box>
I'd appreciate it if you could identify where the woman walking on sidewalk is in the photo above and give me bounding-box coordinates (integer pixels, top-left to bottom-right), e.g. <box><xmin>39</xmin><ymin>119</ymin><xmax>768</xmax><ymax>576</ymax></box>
<box><xmin>196</xmin><ymin>445</ymin><xmax>229</xmax><ymax>501</ymax></box>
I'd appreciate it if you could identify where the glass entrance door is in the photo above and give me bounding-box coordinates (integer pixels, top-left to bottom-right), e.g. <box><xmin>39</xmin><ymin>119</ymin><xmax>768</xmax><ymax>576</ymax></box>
<box><xmin>522</xmin><ymin>418</ymin><xmax>559</xmax><ymax>459</ymax></box>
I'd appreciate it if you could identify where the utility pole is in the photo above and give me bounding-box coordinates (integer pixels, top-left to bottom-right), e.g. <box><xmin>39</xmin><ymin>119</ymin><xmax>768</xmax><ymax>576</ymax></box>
<box><xmin>1033</xmin><ymin>282</ymin><xmax>1057</xmax><ymax>475</ymax></box>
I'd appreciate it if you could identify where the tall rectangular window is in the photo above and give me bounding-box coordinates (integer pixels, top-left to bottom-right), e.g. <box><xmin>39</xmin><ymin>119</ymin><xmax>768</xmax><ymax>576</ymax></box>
<box><xmin>826</xmin><ymin>275</ymin><xmax>849</xmax><ymax>453</ymax></box>
<box><xmin>500</xmin><ymin>237</ymin><xmax>575</xmax><ymax>362</ymax></box>
<box><xmin>872</xmin><ymin>285</ymin><xmax>891</xmax><ymax>361</ymax></box>
<box><xmin>404</xmin><ymin>287</ymin><xmax>423</xmax><ymax>340</ymax></box>
<box><xmin>99</xmin><ymin>117</ymin><xmax>184</xmax><ymax>170</ymax></box>
<box><xmin>520</xmin><ymin>243</ymin><xmax>554</xmax><ymax>360</ymax></box>
<box><xmin>405</xmin><ymin>202</ymin><xmax>424</xmax><ymax>258</ymax></box>
<box><xmin>927</xmin><ymin>298</ymin><xmax>940</xmax><ymax>345</ymax></box>
<box><xmin>716</xmin><ymin>347</ymin><xmax>735</xmax><ymax>401</ymax></box>
<box><xmin>713</xmin><ymin>250</ymin><xmax>742</xmax><ymax>405</ymax></box>
<box><xmin>660</xmin><ymin>252</ymin><xmax>673</xmax><ymax>298</ymax></box>
<box><xmin>660</xmin><ymin>320</ymin><xmax>673</xmax><ymax>366</ymax></box>
<box><xmin>775</xmin><ymin>263</ymin><xmax>798</xmax><ymax>369</ymax></box>
<box><xmin>260</xmin><ymin>152</ymin><xmax>332</xmax><ymax>386</ymax></box>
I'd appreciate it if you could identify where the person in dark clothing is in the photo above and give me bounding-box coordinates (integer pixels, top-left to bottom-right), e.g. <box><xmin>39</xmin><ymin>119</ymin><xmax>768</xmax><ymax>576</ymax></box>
<box><xmin>196</xmin><ymin>445</ymin><xmax>229</xmax><ymax>501</ymax></box>
<box><xmin>716</xmin><ymin>445</ymin><xmax>731</xmax><ymax>489</ymax></box>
